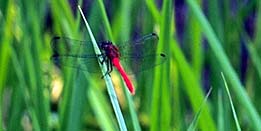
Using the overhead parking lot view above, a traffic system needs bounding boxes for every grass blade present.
[245,40,261,79]
[122,84,141,131]
[186,0,203,79]
[87,82,116,131]
[186,0,261,129]
[96,1,141,130]
[0,0,14,128]
[145,0,160,23]
[50,1,82,130]
[171,27,216,131]
[78,6,127,131]
[151,0,172,130]
[254,0,261,46]
[187,87,213,131]
[217,89,224,131]
[221,73,241,131]
[97,0,114,41]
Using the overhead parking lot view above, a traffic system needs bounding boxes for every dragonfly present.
[51,33,167,95]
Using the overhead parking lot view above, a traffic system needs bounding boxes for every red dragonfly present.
[51,33,167,95]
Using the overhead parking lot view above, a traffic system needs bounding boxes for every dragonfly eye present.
[101,41,112,48]
[100,42,106,48]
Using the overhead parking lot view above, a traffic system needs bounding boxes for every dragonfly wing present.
[117,33,159,56]
[120,53,167,75]
[117,33,166,74]
[51,55,101,73]
[51,37,97,56]
[51,37,101,73]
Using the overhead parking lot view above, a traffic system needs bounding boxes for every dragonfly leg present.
[105,59,112,76]
[108,60,113,74]
[97,54,107,64]
[101,59,112,79]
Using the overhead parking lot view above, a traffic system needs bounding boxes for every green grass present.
[186,0,261,130]
[78,6,127,130]
[187,87,213,131]
[221,73,241,131]
[1,0,261,130]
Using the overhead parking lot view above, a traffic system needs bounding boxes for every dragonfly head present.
[100,41,113,49]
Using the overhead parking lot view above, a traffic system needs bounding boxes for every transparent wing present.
[117,33,159,57]
[51,37,101,73]
[51,33,166,75]
[120,53,167,75]
[117,33,167,74]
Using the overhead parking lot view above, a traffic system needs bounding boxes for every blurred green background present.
[1,0,261,130]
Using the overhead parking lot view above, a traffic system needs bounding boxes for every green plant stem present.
[221,73,241,131]
[187,88,213,131]
[145,0,160,23]
[97,0,114,41]
[217,89,224,131]
[96,1,141,130]
[243,34,261,79]
[186,0,261,130]
[151,0,172,130]
[78,6,127,131]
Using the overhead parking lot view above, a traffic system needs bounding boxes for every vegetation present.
[1,0,261,130]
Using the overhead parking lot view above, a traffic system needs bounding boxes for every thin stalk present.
[145,0,160,23]
[221,73,241,131]
[151,0,172,130]
[87,82,116,131]
[78,6,127,131]
[97,0,114,41]
[187,87,213,131]
[217,89,224,131]
[122,84,141,131]
[96,1,141,130]
[186,0,261,129]
[243,34,261,79]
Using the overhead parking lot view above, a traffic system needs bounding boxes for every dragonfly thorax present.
[100,41,120,59]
